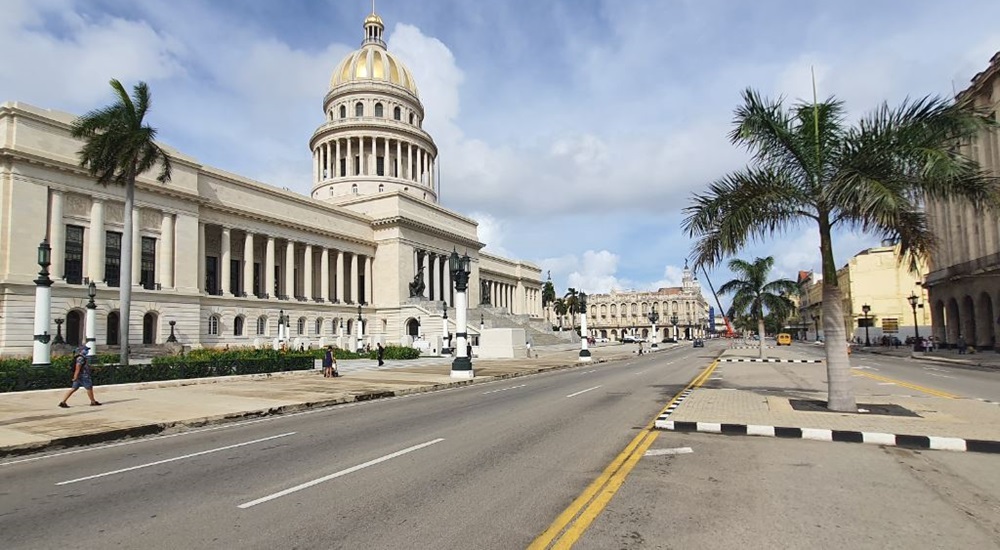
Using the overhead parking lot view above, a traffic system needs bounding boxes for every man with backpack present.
[58,345,101,408]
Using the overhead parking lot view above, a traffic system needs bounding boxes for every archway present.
[610,329,618,340]
[406,318,419,337]
[107,311,119,345]
[641,328,649,339]
[143,312,157,344]
[961,295,977,348]
[66,310,84,346]
[976,292,995,351]
[931,299,947,345]
[946,298,961,347]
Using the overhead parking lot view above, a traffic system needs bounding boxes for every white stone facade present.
[925,51,1000,351]
[0,9,542,357]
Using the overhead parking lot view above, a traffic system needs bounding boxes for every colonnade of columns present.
[199,222,373,305]
[479,278,541,317]
[413,249,453,306]
[313,135,435,187]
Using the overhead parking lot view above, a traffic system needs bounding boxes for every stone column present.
[131,207,141,285]
[409,143,415,181]
[336,250,345,303]
[243,231,254,297]
[304,244,313,300]
[220,226,231,295]
[88,199,105,283]
[347,138,353,176]
[430,255,439,301]
[396,140,402,178]
[284,241,295,299]
[350,252,359,304]
[320,247,330,302]
[335,140,341,177]
[198,221,206,293]
[160,213,175,288]
[265,236,275,298]
[443,263,452,307]
[421,252,430,297]
[365,255,373,305]
[50,190,65,280]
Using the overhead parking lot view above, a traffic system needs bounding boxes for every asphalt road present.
[0,343,714,550]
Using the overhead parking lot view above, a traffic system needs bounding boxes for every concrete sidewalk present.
[856,345,1000,369]
[0,343,650,457]
[655,345,1000,453]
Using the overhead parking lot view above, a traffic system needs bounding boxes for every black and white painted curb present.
[654,420,1000,453]
[655,388,695,423]
[728,345,775,350]
[721,358,823,363]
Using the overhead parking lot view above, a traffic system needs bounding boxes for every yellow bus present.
[776,333,792,346]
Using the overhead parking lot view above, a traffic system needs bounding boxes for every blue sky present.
[3,0,999,304]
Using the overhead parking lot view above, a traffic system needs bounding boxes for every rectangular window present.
[140,237,156,290]
[376,156,385,176]
[340,158,346,177]
[273,264,281,297]
[230,259,241,296]
[354,155,361,175]
[206,256,218,295]
[104,231,122,287]
[253,262,262,297]
[64,225,84,284]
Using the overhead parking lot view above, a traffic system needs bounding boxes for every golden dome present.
[364,13,383,26]
[330,45,419,96]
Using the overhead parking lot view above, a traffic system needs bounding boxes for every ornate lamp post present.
[670,313,678,342]
[441,301,450,354]
[908,292,922,351]
[647,307,659,349]
[85,281,98,357]
[480,313,484,332]
[811,313,820,341]
[861,303,871,347]
[53,318,65,345]
[357,304,364,351]
[32,239,53,366]
[449,249,473,378]
[578,292,591,362]
[277,309,286,343]
[167,320,178,343]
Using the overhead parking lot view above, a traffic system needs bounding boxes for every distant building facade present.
[925,51,1000,351]
[584,263,710,341]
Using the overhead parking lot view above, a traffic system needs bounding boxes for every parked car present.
[693,339,705,348]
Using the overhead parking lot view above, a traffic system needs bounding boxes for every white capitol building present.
[0,9,544,356]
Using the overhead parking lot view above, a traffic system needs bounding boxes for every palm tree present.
[718,257,796,358]
[684,87,999,411]
[72,80,172,366]
[563,288,580,330]
[553,298,568,331]
[542,279,556,325]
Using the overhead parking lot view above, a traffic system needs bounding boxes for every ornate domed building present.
[0,7,544,357]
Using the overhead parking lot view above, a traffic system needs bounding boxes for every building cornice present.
[372,215,482,249]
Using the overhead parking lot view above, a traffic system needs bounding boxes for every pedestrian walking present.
[58,345,101,408]
[323,346,335,378]
[957,335,967,354]
[376,343,385,366]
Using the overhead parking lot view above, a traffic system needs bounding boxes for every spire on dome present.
[363,1,385,47]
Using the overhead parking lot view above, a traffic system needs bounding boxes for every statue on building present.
[409,265,426,298]
[480,280,491,305]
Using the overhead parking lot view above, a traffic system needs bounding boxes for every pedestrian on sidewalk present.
[377,343,385,366]
[58,345,101,408]
[323,346,335,378]
[957,335,967,354]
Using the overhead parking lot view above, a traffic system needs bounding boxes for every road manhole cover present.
[789,399,921,417]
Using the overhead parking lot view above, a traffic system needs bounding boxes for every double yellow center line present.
[528,360,719,549]
[852,369,959,399]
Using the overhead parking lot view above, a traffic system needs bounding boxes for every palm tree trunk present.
[757,318,766,359]
[119,179,135,366]
[819,219,855,412]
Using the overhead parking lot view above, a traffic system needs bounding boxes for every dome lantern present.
[363,1,385,47]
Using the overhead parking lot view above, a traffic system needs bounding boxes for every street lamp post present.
[85,281,98,358]
[278,309,286,344]
[647,309,659,349]
[908,292,922,351]
[812,314,820,341]
[861,303,871,347]
[670,314,678,342]
[449,250,473,378]
[167,320,178,343]
[32,239,53,367]
[357,304,364,351]
[579,292,591,362]
[441,301,450,354]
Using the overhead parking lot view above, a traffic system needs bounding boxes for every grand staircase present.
[469,306,579,347]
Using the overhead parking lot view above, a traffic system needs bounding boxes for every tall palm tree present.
[72,80,172,366]
[563,288,580,330]
[684,87,999,411]
[553,298,568,331]
[718,257,796,358]
[542,279,556,325]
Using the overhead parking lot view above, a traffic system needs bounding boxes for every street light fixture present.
[32,239,53,366]
[578,291,591,362]
[449,249,473,378]
[907,292,922,351]
[647,307,659,349]
[812,313,820,341]
[357,304,364,351]
[670,313,678,342]
[861,303,871,347]
[85,280,98,357]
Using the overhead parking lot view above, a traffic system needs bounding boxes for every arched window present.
[352,184,359,194]
[339,105,346,118]
[393,106,401,120]
[374,103,383,117]
[355,102,364,117]
[257,316,267,335]
[610,304,617,317]
[208,315,220,336]
[378,184,384,192]
[297,317,306,335]
[315,318,323,335]
[234,315,244,336]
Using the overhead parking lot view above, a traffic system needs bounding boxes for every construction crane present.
[700,265,735,337]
